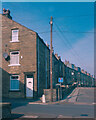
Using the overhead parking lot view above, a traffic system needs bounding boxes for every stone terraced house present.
[1,9,64,99]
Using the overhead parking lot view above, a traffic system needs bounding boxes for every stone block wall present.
[44,85,76,103]
[44,89,57,102]
[2,15,37,98]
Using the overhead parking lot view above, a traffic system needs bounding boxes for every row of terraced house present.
[1,9,95,99]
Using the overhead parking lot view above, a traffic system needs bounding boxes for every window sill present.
[9,41,20,43]
[9,90,21,92]
[8,64,21,66]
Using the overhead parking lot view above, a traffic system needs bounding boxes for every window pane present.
[12,30,18,33]
[10,52,19,65]
[12,29,19,41]
[27,75,33,78]
[10,80,19,90]
[11,76,18,79]
[12,36,18,41]
[11,52,19,54]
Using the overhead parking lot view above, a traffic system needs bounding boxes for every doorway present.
[26,75,33,98]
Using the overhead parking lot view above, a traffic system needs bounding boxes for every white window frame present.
[9,51,20,66]
[11,29,19,42]
[10,75,19,91]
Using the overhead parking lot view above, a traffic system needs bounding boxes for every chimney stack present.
[55,53,58,57]
[3,8,12,19]
[65,60,69,65]
[55,53,60,60]
[58,56,61,60]
[46,43,49,48]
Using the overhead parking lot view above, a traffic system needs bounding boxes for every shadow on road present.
[62,86,77,100]
[2,97,41,109]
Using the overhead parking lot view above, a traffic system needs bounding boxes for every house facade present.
[1,9,65,99]
[2,9,50,98]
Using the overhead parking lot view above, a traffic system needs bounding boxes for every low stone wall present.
[0,102,11,119]
[44,89,57,102]
[44,85,76,102]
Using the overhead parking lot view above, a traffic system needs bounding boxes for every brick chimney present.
[3,8,12,19]
[55,53,58,59]
[65,60,69,65]
[58,56,61,60]
[46,43,49,48]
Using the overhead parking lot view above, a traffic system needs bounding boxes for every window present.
[10,51,19,65]
[10,75,19,90]
[12,29,19,42]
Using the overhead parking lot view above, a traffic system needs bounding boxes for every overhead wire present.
[54,14,94,19]
[38,30,94,34]
[54,21,89,71]
[53,28,77,60]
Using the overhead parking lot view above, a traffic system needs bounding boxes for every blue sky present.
[2,2,94,75]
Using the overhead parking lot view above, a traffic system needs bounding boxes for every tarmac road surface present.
[10,87,95,119]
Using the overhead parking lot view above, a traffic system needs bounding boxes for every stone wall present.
[44,85,76,103]
[44,89,57,102]
[2,15,37,98]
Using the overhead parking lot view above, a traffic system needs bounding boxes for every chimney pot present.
[2,8,12,19]
[3,8,5,11]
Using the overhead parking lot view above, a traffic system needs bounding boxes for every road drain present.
[80,114,88,116]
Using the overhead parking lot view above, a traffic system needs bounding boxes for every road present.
[12,102,94,119]
[10,87,95,119]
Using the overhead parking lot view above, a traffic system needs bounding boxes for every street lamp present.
[71,72,74,83]
[71,72,74,76]
[50,16,53,102]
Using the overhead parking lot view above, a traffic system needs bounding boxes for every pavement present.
[62,87,94,105]
[77,87,94,103]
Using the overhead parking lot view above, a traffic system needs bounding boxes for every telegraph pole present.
[63,63,64,83]
[94,75,95,87]
[50,16,53,102]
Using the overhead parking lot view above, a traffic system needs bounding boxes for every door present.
[26,75,33,98]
